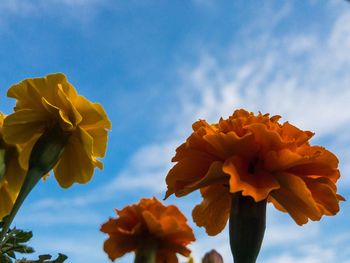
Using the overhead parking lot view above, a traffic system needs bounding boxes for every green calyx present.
[134,239,157,263]
[0,124,70,243]
[229,192,267,263]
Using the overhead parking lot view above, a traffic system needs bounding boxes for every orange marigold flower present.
[2,73,111,188]
[0,113,26,220]
[100,197,195,263]
[165,109,344,235]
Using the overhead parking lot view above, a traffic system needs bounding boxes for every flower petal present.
[192,184,231,236]
[3,109,47,144]
[103,234,138,261]
[203,132,258,160]
[165,149,216,198]
[74,95,111,129]
[270,173,321,225]
[53,133,97,188]
[0,183,13,219]
[4,147,25,195]
[303,177,340,215]
[223,156,280,202]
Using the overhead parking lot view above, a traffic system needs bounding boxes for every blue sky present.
[1,0,350,262]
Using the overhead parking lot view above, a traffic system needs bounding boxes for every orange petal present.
[165,150,215,198]
[176,161,228,197]
[288,146,339,182]
[143,210,163,236]
[246,123,290,151]
[192,184,231,236]
[223,156,280,202]
[280,122,314,145]
[203,131,258,160]
[303,177,340,215]
[270,173,321,225]
[156,250,178,263]
[103,234,138,261]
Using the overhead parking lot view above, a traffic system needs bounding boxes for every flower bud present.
[202,250,224,263]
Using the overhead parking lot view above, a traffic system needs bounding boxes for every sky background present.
[1,0,350,262]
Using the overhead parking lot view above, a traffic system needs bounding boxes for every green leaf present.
[1,254,12,263]
[11,230,33,243]
[7,250,16,259]
[56,253,68,263]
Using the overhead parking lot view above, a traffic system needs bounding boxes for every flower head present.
[0,113,26,220]
[2,73,111,188]
[100,197,195,263]
[165,109,344,235]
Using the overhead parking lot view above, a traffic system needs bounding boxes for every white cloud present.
[105,141,179,194]
[16,207,102,226]
[30,235,106,263]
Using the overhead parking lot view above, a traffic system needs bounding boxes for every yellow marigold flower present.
[100,197,195,263]
[2,73,111,188]
[165,109,344,235]
[0,113,26,220]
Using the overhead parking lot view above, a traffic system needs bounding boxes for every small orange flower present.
[165,109,344,235]
[100,197,195,263]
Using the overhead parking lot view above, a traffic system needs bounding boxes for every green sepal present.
[229,192,266,263]
[0,124,70,242]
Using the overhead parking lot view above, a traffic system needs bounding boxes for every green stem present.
[229,192,267,263]
[134,241,157,263]
[0,168,42,242]
[0,124,69,243]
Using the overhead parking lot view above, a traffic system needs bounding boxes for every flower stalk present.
[0,124,69,242]
[134,240,157,263]
[229,192,266,263]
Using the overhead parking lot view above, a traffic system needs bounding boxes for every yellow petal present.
[18,135,41,170]
[74,95,111,129]
[53,133,97,188]
[3,110,47,144]
[3,147,26,195]
[0,183,13,219]
[7,80,44,111]
[41,98,74,131]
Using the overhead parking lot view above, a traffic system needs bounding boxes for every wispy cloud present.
[178,10,350,137]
